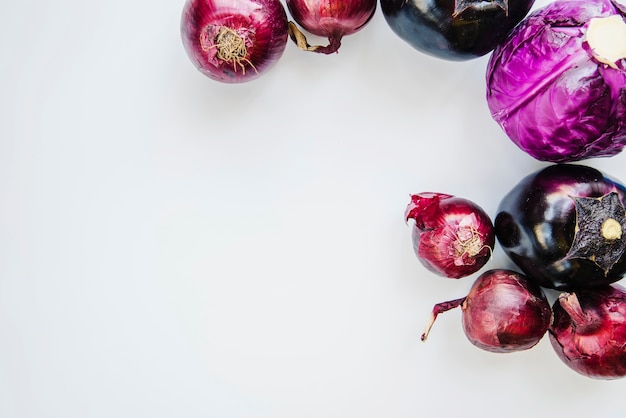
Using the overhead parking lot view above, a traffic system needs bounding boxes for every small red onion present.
[405,192,495,279]
[549,285,626,380]
[286,0,377,54]
[422,269,552,353]
[181,0,289,83]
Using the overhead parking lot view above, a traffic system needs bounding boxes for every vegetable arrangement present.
[179,0,626,380]
[410,164,626,380]
[180,0,378,82]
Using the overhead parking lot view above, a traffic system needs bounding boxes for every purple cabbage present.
[486,0,626,163]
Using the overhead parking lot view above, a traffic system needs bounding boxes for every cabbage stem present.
[585,15,626,68]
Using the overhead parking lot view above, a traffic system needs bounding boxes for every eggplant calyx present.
[453,0,508,17]
[566,192,626,274]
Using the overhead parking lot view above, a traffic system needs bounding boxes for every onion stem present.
[213,27,257,74]
[421,297,466,342]
[287,21,342,54]
[454,225,491,259]
[558,292,594,331]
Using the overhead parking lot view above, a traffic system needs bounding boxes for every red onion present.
[549,284,626,379]
[181,0,289,83]
[405,192,495,279]
[422,269,552,353]
[286,0,377,54]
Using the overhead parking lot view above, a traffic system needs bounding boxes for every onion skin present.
[380,0,535,61]
[486,0,626,162]
[405,193,495,279]
[286,0,377,54]
[422,269,552,353]
[549,285,626,380]
[181,0,288,83]
[495,164,626,290]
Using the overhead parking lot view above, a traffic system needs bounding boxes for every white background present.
[3,0,626,417]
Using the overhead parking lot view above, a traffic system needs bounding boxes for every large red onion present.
[422,269,552,353]
[405,192,495,279]
[549,284,626,379]
[286,0,377,54]
[181,0,289,83]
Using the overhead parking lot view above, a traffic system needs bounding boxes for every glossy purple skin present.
[405,192,495,279]
[287,0,376,37]
[181,0,288,83]
[462,270,552,353]
[495,164,626,290]
[550,284,626,379]
[381,0,535,61]
[486,0,626,162]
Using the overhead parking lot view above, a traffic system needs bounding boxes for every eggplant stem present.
[601,218,622,240]
[287,21,342,54]
[421,297,466,342]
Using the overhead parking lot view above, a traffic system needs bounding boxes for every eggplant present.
[495,164,626,290]
[379,0,535,61]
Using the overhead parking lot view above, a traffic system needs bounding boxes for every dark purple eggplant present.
[495,164,626,290]
[379,0,535,61]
